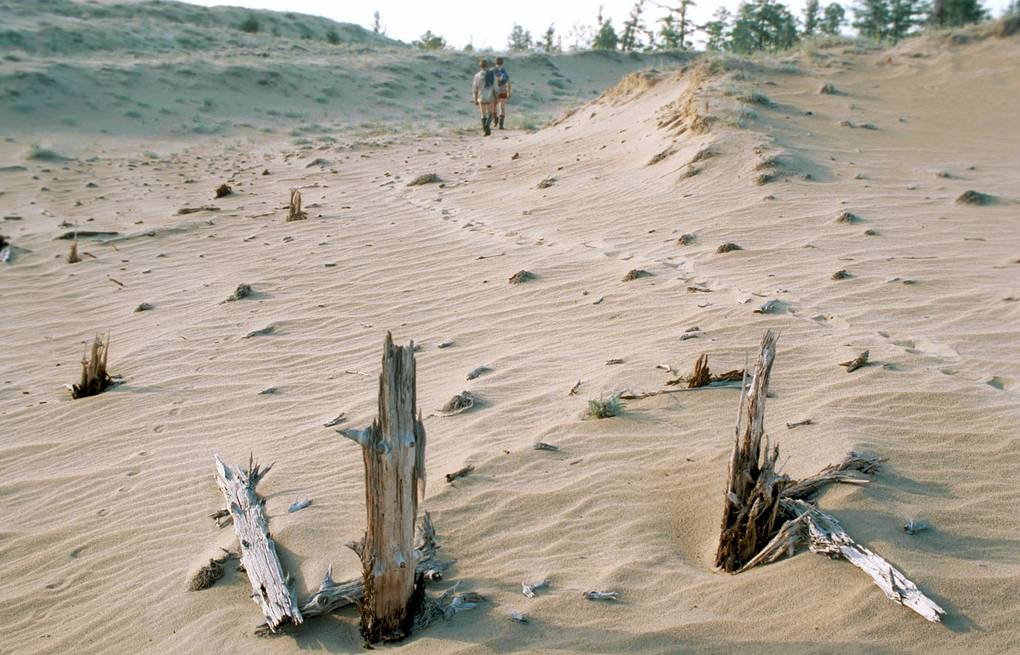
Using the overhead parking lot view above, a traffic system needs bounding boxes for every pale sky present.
[183,0,1014,50]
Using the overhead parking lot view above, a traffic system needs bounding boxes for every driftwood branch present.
[785,499,946,623]
[213,455,302,632]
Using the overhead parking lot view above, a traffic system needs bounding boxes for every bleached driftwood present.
[213,455,303,632]
[786,499,946,623]
[781,452,881,500]
[341,333,428,643]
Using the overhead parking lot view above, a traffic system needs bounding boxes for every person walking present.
[472,59,498,136]
[492,57,512,130]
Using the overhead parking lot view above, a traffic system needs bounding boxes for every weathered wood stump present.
[70,333,114,399]
[712,330,946,622]
[341,333,427,643]
[213,455,302,632]
[715,329,786,572]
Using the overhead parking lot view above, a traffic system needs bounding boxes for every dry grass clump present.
[286,189,307,222]
[188,550,236,592]
[832,269,851,280]
[67,240,81,263]
[738,92,773,107]
[407,173,441,186]
[678,233,696,246]
[536,177,557,189]
[818,82,837,94]
[224,283,252,302]
[71,334,113,399]
[716,242,743,253]
[215,183,232,198]
[836,210,859,223]
[647,146,676,166]
[657,64,713,135]
[585,394,622,419]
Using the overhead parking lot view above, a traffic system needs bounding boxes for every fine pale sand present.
[1,9,1019,655]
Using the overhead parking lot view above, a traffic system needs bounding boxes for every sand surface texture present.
[1,9,1019,655]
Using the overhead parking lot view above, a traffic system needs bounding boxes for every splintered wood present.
[715,329,786,573]
[287,189,307,222]
[712,330,946,623]
[341,333,427,643]
[71,333,113,399]
[213,455,302,632]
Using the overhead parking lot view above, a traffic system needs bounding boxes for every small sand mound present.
[407,173,441,186]
[956,190,995,205]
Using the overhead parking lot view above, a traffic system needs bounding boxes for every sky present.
[183,0,1015,50]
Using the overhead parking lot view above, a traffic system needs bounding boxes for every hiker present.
[493,57,512,130]
[472,59,498,136]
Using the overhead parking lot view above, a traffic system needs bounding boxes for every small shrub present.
[239,14,260,34]
[325,27,340,44]
[586,394,622,419]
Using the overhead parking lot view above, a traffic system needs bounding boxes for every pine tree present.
[542,24,560,52]
[804,0,821,34]
[593,18,620,49]
[620,0,647,50]
[659,14,681,48]
[821,2,847,33]
[508,23,533,51]
[929,0,988,26]
[412,30,446,50]
[888,0,924,39]
[703,7,732,50]
[853,0,891,39]
[730,0,800,53]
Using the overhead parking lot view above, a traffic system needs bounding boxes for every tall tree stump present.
[342,333,427,643]
[715,329,787,572]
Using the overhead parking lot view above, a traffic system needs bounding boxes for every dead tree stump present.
[213,455,302,631]
[287,189,307,222]
[342,333,427,644]
[71,333,114,399]
[715,329,787,572]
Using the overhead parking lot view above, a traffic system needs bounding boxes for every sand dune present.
[1,6,1019,655]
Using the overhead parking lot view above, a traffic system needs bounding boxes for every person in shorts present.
[492,57,512,130]
[472,59,497,136]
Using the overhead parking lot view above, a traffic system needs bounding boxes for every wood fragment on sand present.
[508,270,534,285]
[583,591,619,601]
[67,240,81,264]
[840,350,869,372]
[445,465,474,483]
[213,455,302,631]
[622,269,651,282]
[716,242,743,253]
[438,391,475,416]
[533,442,559,451]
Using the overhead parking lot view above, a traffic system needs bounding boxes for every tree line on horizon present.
[409,0,1009,55]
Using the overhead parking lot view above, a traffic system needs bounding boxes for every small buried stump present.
[287,189,307,222]
[622,269,651,282]
[67,240,81,264]
[955,190,994,205]
[677,233,696,246]
[188,549,237,591]
[407,173,441,186]
[215,183,233,199]
[836,210,859,224]
[716,242,743,254]
[832,269,851,280]
[70,333,114,399]
[508,270,534,285]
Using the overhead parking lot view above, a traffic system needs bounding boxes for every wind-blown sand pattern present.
[1,3,1019,653]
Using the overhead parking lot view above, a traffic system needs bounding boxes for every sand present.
[1,5,1019,654]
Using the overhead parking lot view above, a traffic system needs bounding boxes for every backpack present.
[483,69,495,88]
